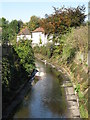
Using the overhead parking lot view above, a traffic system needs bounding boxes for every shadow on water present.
[12,59,68,118]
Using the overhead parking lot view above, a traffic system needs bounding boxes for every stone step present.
[67,100,80,118]
[68,101,78,108]
[67,94,77,101]
[72,108,80,117]
[65,87,75,95]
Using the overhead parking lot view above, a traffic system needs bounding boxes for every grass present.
[79,101,88,118]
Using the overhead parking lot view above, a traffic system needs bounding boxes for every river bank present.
[33,26,88,118]
[2,41,35,119]
[35,53,87,118]
[2,70,37,119]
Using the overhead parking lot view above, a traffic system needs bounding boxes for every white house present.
[31,27,48,46]
[17,27,52,46]
[17,27,31,42]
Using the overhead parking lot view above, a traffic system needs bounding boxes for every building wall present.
[17,32,49,46]
[32,32,48,46]
[17,35,31,42]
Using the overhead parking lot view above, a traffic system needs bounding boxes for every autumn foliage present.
[40,6,86,37]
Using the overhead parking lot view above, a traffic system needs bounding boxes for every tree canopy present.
[1,17,23,44]
[28,15,40,31]
[40,5,86,43]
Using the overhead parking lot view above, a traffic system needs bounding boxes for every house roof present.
[18,27,30,35]
[32,27,44,33]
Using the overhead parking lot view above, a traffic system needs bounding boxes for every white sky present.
[0,1,88,22]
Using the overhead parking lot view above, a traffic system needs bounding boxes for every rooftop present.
[32,27,44,33]
[18,27,30,35]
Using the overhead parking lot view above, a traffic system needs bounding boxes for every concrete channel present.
[37,58,80,118]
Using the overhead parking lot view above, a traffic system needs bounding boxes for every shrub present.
[47,49,51,58]
[14,39,35,74]
[67,48,76,64]
[33,45,40,53]
[40,46,47,56]
[2,57,10,90]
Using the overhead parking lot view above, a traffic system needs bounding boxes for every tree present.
[67,5,86,27]
[17,20,23,32]
[1,17,9,44]
[40,6,86,43]
[8,20,23,40]
[28,15,40,31]
[8,20,18,41]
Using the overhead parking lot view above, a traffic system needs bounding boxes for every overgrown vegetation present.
[2,42,35,111]
[14,39,35,74]
[1,17,35,112]
[34,26,88,118]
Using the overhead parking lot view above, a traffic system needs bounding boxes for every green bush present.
[53,45,63,55]
[67,48,76,64]
[46,43,54,58]
[40,46,47,56]
[2,58,11,90]
[47,49,51,58]
[33,45,40,53]
[14,39,35,74]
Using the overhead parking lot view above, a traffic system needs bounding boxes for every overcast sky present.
[0,1,88,23]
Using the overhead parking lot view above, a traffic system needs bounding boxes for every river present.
[13,59,70,118]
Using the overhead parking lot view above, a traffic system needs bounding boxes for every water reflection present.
[13,60,67,118]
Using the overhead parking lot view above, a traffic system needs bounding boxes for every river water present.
[13,60,69,118]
